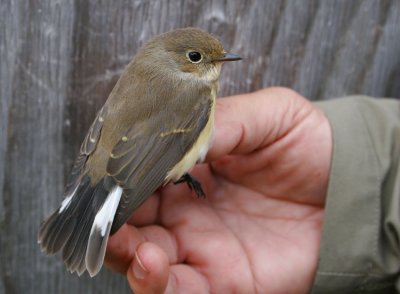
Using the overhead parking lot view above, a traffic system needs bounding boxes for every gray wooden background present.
[1,0,400,293]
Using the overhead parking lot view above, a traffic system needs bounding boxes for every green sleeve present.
[311,96,400,294]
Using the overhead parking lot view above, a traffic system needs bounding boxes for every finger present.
[105,224,145,274]
[207,87,308,161]
[139,225,179,264]
[127,243,209,294]
[127,242,169,294]
[126,191,161,227]
[165,264,209,294]
[106,223,181,274]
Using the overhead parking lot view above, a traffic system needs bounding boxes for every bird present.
[38,27,241,277]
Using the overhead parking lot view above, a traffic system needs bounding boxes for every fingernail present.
[133,251,149,279]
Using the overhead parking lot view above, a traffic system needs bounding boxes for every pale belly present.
[164,103,215,183]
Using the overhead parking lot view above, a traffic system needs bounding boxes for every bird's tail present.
[38,175,122,277]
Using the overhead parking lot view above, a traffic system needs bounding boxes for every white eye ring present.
[187,51,203,63]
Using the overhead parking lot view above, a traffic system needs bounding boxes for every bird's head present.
[137,28,241,82]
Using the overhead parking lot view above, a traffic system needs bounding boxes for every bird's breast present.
[164,95,215,183]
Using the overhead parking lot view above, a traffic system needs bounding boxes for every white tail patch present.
[85,185,122,277]
[59,185,79,213]
[92,186,122,236]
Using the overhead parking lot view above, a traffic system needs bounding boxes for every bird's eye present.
[187,51,202,63]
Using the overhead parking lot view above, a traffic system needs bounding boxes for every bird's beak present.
[214,53,242,62]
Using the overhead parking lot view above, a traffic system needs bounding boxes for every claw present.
[174,173,205,198]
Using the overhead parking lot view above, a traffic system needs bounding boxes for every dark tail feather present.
[38,176,110,275]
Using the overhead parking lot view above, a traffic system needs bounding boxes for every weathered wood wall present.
[1,0,400,293]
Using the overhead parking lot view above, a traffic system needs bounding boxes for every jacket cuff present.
[311,97,398,293]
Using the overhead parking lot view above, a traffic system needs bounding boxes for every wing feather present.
[108,92,212,233]
[81,107,106,155]
[64,106,107,195]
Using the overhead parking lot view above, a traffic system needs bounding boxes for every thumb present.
[206,87,308,161]
[127,242,169,294]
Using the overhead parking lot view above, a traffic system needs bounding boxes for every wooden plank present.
[0,1,129,293]
[1,0,400,293]
[362,0,400,98]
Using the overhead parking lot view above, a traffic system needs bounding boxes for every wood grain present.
[1,0,400,293]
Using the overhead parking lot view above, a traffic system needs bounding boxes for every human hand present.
[105,87,332,294]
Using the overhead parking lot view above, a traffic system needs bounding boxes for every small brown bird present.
[38,27,241,277]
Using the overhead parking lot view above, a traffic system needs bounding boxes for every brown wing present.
[108,90,212,233]
[64,106,106,195]
[81,107,107,155]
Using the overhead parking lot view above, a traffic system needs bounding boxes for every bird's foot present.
[174,173,205,198]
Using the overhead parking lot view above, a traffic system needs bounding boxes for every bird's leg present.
[174,173,205,198]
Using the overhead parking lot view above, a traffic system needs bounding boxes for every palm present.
[160,162,323,293]
[105,88,331,294]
